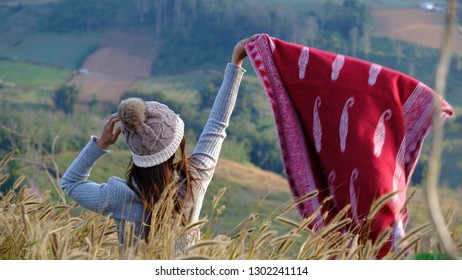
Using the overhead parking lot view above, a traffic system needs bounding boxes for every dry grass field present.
[3,146,461,259]
[0,155,437,260]
[373,8,462,54]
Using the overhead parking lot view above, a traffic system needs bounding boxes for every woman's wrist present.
[94,137,107,150]
[231,35,257,67]
[231,56,244,67]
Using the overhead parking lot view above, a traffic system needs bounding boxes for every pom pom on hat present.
[118,98,146,129]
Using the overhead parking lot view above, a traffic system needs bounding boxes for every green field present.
[0,60,72,87]
[0,32,101,69]
[136,73,206,97]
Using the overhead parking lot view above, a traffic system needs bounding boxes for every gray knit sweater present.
[60,63,245,252]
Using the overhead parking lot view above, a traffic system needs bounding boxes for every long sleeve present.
[60,136,112,215]
[190,63,245,189]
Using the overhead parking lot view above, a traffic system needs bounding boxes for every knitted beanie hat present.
[117,98,184,168]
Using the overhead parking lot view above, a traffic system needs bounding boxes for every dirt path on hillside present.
[70,31,162,103]
[373,8,462,54]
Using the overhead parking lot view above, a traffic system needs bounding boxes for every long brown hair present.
[125,136,199,236]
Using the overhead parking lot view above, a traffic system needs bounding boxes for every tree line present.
[37,0,372,72]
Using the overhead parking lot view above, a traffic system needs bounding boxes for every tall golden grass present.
[1,151,459,260]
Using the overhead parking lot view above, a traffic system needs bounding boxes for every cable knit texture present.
[118,98,185,167]
[60,63,245,255]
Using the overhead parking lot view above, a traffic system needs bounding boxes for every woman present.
[60,35,256,254]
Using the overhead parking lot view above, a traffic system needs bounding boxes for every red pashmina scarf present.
[245,33,454,258]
